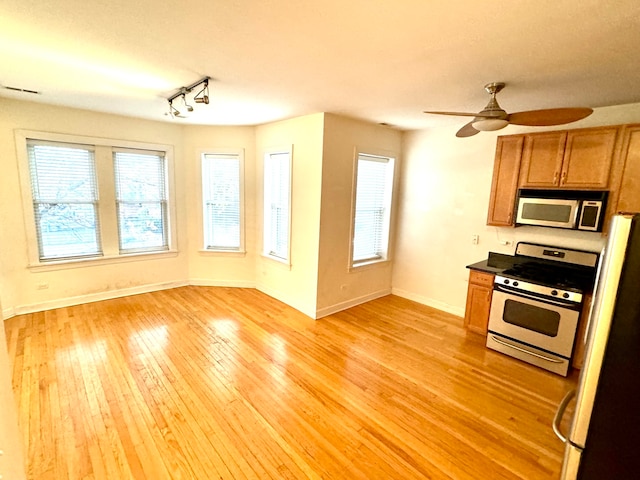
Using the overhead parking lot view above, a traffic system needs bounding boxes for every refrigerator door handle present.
[553,389,576,443]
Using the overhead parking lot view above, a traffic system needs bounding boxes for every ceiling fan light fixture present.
[472,118,509,131]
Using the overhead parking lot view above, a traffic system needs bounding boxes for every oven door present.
[488,285,580,358]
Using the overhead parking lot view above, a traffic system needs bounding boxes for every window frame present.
[113,147,170,255]
[199,148,245,254]
[15,130,177,270]
[349,149,396,269]
[262,146,293,265]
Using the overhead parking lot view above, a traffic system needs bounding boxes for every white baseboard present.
[3,281,462,322]
[315,288,392,319]
[391,287,465,318]
[255,284,317,319]
[189,278,256,288]
[11,280,189,316]
[2,307,16,321]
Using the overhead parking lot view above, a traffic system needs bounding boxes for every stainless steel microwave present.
[515,190,607,231]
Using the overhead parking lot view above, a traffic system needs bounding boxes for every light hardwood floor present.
[5,287,577,479]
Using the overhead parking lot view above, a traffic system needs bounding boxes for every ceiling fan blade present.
[424,110,480,118]
[456,121,480,138]
[508,108,593,126]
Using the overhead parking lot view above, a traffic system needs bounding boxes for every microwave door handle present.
[553,389,577,443]
[494,285,576,308]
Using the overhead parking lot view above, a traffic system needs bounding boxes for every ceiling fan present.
[424,82,593,138]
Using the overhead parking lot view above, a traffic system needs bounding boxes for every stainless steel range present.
[487,242,599,376]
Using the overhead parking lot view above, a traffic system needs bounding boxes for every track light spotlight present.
[168,99,181,118]
[166,76,211,119]
[181,93,194,112]
[194,79,210,104]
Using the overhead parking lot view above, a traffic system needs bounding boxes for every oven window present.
[503,299,560,337]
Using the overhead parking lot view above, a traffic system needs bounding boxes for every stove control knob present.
[563,292,570,299]
[512,281,519,287]
[551,290,558,296]
[503,279,510,285]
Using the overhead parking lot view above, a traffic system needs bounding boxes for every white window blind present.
[263,151,291,261]
[352,153,394,265]
[202,153,242,250]
[113,149,168,253]
[27,140,101,261]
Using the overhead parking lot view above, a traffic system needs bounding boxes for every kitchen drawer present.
[469,270,494,287]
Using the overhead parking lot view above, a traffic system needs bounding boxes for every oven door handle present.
[494,284,576,308]
[489,335,564,363]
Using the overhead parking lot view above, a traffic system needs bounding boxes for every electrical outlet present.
[472,234,479,245]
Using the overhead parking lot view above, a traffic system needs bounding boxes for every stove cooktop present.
[485,243,599,293]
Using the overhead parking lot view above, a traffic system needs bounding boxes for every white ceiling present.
[2,0,640,131]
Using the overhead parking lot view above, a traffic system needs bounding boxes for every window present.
[351,152,395,266]
[263,149,292,262]
[201,151,243,251]
[17,131,175,267]
[27,140,101,261]
[114,149,168,253]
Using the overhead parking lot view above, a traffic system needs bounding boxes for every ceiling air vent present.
[2,85,41,95]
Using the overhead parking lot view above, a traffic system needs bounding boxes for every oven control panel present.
[495,275,583,304]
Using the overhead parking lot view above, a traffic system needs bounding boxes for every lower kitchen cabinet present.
[464,270,494,335]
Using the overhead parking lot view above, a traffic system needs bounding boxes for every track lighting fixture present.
[166,76,210,118]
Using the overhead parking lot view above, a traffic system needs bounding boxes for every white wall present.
[316,114,402,317]
[183,125,257,287]
[0,296,27,480]
[392,103,640,317]
[0,98,189,317]
[255,113,325,317]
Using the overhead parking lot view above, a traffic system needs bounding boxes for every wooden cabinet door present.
[561,127,618,188]
[464,271,494,336]
[612,125,640,213]
[519,132,567,187]
[487,135,524,226]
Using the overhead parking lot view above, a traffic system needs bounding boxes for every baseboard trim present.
[315,288,392,319]
[189,279,256,288]
[2,307,16,321]
[3,282,461,321]
[255,284,317,319]
[11,280,189,316]
[391,287,464,318]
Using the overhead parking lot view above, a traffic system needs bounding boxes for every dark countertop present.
[466,252,517,275]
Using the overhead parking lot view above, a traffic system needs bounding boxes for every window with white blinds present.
[351,152,395,266]
[113,149,168,253]
[201,152,243,251]
[27,140,102,261]
[263,150,292,262]
[19,131,175,267]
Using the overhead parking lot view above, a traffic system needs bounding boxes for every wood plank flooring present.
[5,287,577,479]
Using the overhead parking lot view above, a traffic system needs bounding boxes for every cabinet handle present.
[487,290,491,302]
[553,171,559,184]
[507,212,512,224]
[561,171,567,184]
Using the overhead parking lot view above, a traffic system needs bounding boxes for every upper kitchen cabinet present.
[612,124,640,213]
[487,135,524,226]
[519,127,618,189]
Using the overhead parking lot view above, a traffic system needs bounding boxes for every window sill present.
[260,253,292,269]
[28,250,179,272]
[349,258,391,272]
[198,249,246,257]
